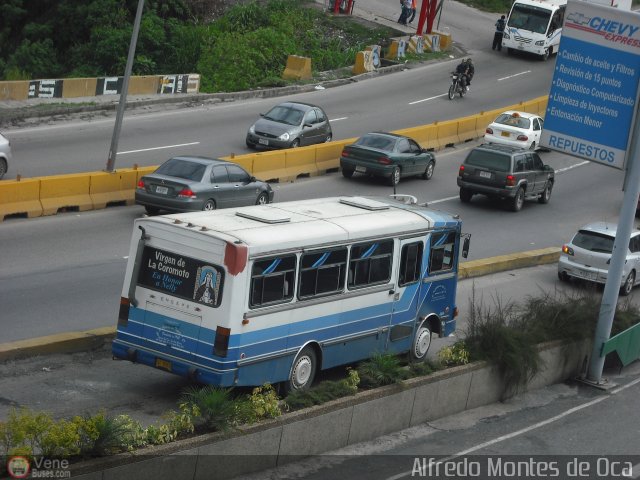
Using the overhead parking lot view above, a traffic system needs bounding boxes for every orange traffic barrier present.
[393,125,438,151]
[90,170,138,209]
[435,120,460,149]
[252,150,289,182]
[315,140,352,173]
[285,146,318,179]
[457,114,480,144]
[39,173,93,216]
[0,178,43,221]
[475,107,505,139]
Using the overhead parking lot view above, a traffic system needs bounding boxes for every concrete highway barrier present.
[0,96,549,222]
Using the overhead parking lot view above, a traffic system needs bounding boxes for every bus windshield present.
[508,4,552,34]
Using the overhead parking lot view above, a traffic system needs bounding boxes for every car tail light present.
[486,128,493,134]
[136,180,145,190]
[517,135,529,141]
[377,156,391,165]
[177,188,196,198]
[506,175,516,186]
[341,150,349,157]
[562,245,574,256]
[214,326,231,357]
[458,165,465,176]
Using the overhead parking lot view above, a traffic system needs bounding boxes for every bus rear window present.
[137,246,224,307]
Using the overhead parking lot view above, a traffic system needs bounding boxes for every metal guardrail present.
[601,322,640,367]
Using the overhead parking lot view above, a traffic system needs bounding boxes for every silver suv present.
[0,132,12,179]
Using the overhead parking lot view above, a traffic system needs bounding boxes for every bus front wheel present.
[409,321,432,362]
[286,346,317,392]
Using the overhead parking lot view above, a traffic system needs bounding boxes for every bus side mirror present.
[462,236,470,258]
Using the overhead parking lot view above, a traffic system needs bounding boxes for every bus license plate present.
[155,358,172,371]
[259,138,269,146]
[156,186,169,195]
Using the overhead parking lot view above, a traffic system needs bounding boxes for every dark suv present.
[457,144,555,212]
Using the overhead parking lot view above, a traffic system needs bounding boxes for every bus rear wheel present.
[285,346,317,392]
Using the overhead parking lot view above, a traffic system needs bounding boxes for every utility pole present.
[105,0,145,173]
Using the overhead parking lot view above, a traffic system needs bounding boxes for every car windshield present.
[495,114,530,129]
[263,105,304,126]
[355,135,395,152]
[572,230,615,254]
[465,150,511,172]
[155,158,206,182]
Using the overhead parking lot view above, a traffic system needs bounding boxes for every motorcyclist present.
[455,58,474,91]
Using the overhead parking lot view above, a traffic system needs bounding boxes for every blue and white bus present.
[113,196,470,391]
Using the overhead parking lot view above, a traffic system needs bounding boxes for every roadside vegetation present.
[1,287,637,474]
[0,0,443,93]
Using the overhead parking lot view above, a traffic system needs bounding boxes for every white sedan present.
[484,111,544,151]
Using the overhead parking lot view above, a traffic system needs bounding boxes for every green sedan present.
[340,132,436,186]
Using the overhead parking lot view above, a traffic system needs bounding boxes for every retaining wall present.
[67,339,591,480]
[0,97,548,222]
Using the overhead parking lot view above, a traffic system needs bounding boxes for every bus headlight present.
[503,32,510,39]
[535,40,544,46]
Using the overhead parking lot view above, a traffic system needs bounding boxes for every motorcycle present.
[448,73,466,100]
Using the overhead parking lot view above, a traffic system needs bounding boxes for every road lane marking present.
[428,196,459,205]
[409,94,449,105]
[331,117,348,121]
[119,142,200,155]
[498,70,532,81]
[556,160,590,173]
[386,375,640,480]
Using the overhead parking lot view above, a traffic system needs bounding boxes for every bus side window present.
[399,242,424,286]
[299,248,348,298]
[250,255,296,308]
[429,232,456,273]
[348,240,393,289]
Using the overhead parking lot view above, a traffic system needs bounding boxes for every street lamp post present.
[105,0,145,173]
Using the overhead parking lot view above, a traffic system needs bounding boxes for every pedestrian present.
[409,0,417,24]
[398,0,411,25]
[493,14,506,50]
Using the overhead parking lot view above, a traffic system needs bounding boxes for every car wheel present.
[459,188,473,203]
[144,206,160,215]
[422,160,435,180]
[255,192,268,205]
[290,139,300,148]
[510,187,525,212]
[202,199,216,211]
[541,48,550,61]
[409,321,432,362]
[284,346,317,393]
[529,141,536,151]
[538,182,552,204]
[621,271,635,296]
[342,168,354,178]
[388,167,400,186]
[325,133,332,143]
[0,158,7,179]
[558,271,570,282]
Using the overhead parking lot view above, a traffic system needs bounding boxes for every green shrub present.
[437,341,470,366]
[181,385,238,431]
[357,353,408,388]
[246,384,282,421]
[408,360,441,377]
[284,368,360,411]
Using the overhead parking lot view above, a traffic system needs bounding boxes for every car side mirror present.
[304,123,313,128]
[544,165,553,171]
[259,113,265,117]
[249,176,256,182]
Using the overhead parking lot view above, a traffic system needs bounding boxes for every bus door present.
[387,237,425,354]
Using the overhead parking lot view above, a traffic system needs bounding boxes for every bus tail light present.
[118,297,130,326]
[506,175,516,186]
[453,307,459,318]
[214,326,231,357]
